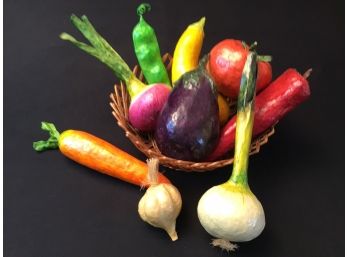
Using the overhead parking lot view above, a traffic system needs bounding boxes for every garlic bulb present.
[138,159,182,241]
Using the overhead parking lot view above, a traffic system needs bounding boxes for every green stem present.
[229,51,258,186]
[249,41,257,50]
[60,14,146,99]
[33,122,61,152]
[257,55,272,62]
[242,41,272,62]
[137,3,151,17]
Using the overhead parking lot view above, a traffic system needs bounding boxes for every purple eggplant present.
[155,60,220,161]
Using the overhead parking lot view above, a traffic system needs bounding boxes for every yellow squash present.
[171,17,205,84]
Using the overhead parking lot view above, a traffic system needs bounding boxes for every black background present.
[4,0,344,256]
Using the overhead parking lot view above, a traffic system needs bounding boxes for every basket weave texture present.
[110,54,275,172]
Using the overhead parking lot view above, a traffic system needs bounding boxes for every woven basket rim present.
[109,53,275,172]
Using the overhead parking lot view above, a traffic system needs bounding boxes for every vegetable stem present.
[33,122,61,152]
[303,68,313,79]
[197,17,206,28]
[229,52,257,186]
[137,3,151,17]
[146,158,159,185]
[257,55,272,62]
[249,41,257,50]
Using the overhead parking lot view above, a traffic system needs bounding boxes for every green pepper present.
[132,3,171,86]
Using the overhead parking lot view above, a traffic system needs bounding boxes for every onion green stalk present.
[197,51,265,251]
[60,15,172,132]
[60,15,143,98]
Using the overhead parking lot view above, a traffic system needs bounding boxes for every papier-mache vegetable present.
[198,51,265,251]
[60,14,171,132]
[32,2,312,250]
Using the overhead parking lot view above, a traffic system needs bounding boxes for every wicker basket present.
[110,54,275,172]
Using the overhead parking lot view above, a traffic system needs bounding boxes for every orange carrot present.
[33,122,171,186]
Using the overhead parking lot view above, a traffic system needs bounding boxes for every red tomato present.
[257,61,272,92]
[208,39,272,99]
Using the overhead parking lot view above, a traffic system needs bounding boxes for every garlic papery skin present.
[138,183,182,241]
[138,158,182,241]
[197,182,265,243]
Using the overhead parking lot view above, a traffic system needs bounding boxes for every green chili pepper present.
[132,3,171,86]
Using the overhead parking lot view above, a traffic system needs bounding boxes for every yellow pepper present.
[171,17,205,84]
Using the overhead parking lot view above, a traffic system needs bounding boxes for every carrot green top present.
[33,122,61,151]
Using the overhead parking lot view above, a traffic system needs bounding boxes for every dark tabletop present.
[4,0,344,256]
